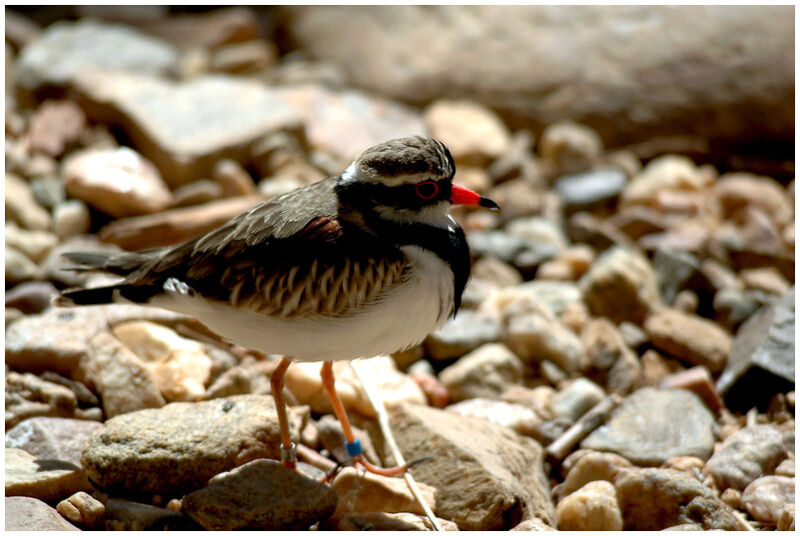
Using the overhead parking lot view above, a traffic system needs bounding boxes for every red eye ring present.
[415,180,439,200]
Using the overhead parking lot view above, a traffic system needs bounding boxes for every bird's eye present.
[415,181,439,200]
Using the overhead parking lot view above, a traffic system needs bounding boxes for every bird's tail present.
[55,250,156,307]
[55,285,120,307]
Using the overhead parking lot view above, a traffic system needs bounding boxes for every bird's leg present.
[320,361,408,477]
[271,357,296,470]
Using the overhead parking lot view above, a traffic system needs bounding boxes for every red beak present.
[450,183,499,210]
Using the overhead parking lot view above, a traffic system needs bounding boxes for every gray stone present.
[705,424,788,491]
[567,211,636,253]
[505,216,568,251]
[439,343,523,402]
[424,309,501,360]
[446,398,542,437]
[550,378,606,421]
[81,394,305,493]
[183,459,338,530]
[6,417,103,467]
[652,246,712,306]
[717,287,794,411]
[31,175,66,210]
[495,280,583,318]
[554,167,626,213]
[505,309,584,373]
[582,388,715,465]
[713,287,773,331]
[581,318,642,394]
[385,402,554,530]
[16,19,177,94]
[5,281,58,315]
[614,468,739,530]
[6,371,79,429]
[104,499,186,531]
[72,71,302,187]
[5,447,91,503]
[278,6,793,147]
[5,496,79,531]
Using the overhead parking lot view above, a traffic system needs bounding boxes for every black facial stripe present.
[337,180,452,210]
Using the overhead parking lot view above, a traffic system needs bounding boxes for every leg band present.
[345,439,363,457]
[280,442,297,463]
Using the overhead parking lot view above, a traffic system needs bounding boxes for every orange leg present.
[271,357,296,470]
[320,361,408,477]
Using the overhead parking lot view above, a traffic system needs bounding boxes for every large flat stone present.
[6,496,80,531]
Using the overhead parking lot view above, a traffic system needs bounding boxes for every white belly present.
[150,246,454,361]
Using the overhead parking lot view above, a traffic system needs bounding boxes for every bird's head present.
[335,136,498,227]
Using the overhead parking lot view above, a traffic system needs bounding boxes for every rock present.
[717,288,794,411]
[209,40,277,74]
[72,71,301,187]
[5,496,80,531]
[712,287,772,331]
[488,280,583,319]
[510,517,557,531]
[6,223,58,263]
[183,459,337,530]
[778,504,795,531]
[582,387,715,465]
[408,368,449,408]
[385,402,554,530]
[487,177,543,222]
[659,366,723,414]
[212,158,256,196]
[504,308,584,373]
[652,246,713,306]
[5,10,41,50]
[468,230,558,270]
[5,447,90,502]
[539,121,603,177]
[555,451,632,500]
[81,394,304,493]
[5,247,40,285]
[104,498,185,530]
[536,246,595,282]
[715,172,793,226]
[137,7,263,50]
[27,100,86,157]
[424,310,502,360]
[738,205,785,256]
[331,466,436,516]
[741,267,791,296]
[776,457,794,477]
[87,332,166,417]
[5,417,103,467]
[741,475,793,524]
[567,211,636,252]
[471,257,524,288]
[53,200,91,240]
[16,19,177,96]
[423,99,511,165]
[705,424,788,491]
[285,356,425,419]
[579,246,661,325]
[6,371,79,429]
[57,491,105,529]
[580,318,641,394]
[614,468,739,530]
[5,281,57,318]
[330,511,459,531]
[280,6,792,148]
[550,378,606,422]
[272,84,426,161]
[112,321,212,402]
[438,343,523,402]
[63,147,172,217]
[505,216,568,252]
[446,398,542,437]
[556,480,623,531]
[554,168,626,214]
[171,179,224,207]
[6,173,52,231]
[643,308,730,372]
[98,195,264,250]
[500,385,556,421]
[31,175,66,210]
[621,155,712,207]
[720,487,742,509]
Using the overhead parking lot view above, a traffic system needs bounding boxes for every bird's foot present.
[345,440,433,478]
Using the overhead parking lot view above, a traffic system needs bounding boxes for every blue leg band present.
[345,439,363,457]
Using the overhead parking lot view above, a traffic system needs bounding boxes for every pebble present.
[53,200,91,239]
[424,309,502,360]
[331,511,459,531]
[5,447,91,503]
[715,172,793,227]
[567,211,636,252]
[171,179,224,207]
[471,256,524,288]
[468,230,557,269]
[63,147,173,217]
[30,175,66,210]
[582,387,715,465]
[609,205,669,239]
[504,308,584,373]
[331,466,436,516]
[212,158,257,196]
[57,491,105,529]
[614,468,739,530]
[555,451,632,500]
[621,155,711,208]
[539,121,603,177]
[712,287,769,330]
[556,480,623,531]
[5,246,40,285]
[505,216,568,251]
[5,173,52,231]
[5,281,58,315]
[705,424,788,491]
[81,394,305,493]
[720,487,742,509]
[775,457,795,477]
[549,378,605,422]
[741,475,794,524]
[659,366,723,414]
[438,342,523,402]
[579,246,662,325]
[500,385,556,421]
[644,308,731,372]
[137,7,262,50]
[424,99,512,165]
[652,245,710,305]
[554,167,627,214]
[285,356,425,418]
[446,398,542,437]
[104,498,185,530]
[717,288,794,411]
[5,496,80,531]
[387,402,555,530]
[209,40,277,74]
[183,459,338,530]
[112,320,212,402]
[6,371,79,429]
[741,266,791,295]
[580,318,641,394]
[5,223,58,263]
[5,417,103,467]
[27,100,86,157]
[488,280,583,319]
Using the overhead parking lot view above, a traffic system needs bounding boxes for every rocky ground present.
[5,6,795,532]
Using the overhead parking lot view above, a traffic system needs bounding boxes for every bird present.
[57,136,499,476]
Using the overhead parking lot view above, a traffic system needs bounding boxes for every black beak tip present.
[479,196,500,211]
